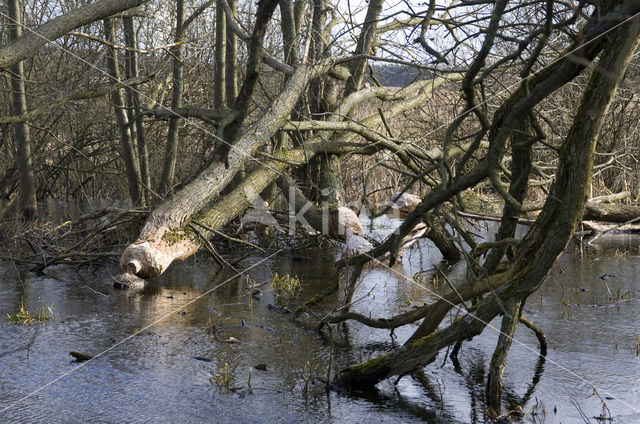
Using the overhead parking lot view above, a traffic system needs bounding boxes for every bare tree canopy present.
[2,0,640,417]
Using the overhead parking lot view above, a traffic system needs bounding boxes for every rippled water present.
[1,225,640,423]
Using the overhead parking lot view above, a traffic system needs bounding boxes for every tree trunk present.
[118,72,457,279]
[279,0,299,67]
[103,17,142,205]
[8,0,37,220]
[486,299,522,414]
[583,202,640,223]
[218,0,280,165]
[483,117,534,273]
[119,59,335,278]
[423,216,461,263]
[343,0,384,96]
[0,0,151,70]
[214,0,227,109]
[225,0,238,105]
[123,15,151,204]
[159,0,185,196]
[318,154,345,205]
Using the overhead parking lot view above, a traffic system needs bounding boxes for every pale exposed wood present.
[580,220,640,233]
[387,192,421,218]
[119,238,199,279]
[589,191,631,204]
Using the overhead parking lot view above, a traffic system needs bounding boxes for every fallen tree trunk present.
[583,202,640,223]
[119,73,460,280]
[580,220,640,234]
[458,196,640,227]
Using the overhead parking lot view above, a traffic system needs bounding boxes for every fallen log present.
[583,201,640,223]
[579,220,640,233]
[458,199,640,229]
[117,74,461,284]
[588,191,631,204]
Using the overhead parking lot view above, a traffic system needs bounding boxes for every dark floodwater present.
[1,225,640,423]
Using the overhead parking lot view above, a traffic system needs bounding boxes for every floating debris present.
[70,351,94,361]
[192,356,213,363]
[291,256,312,262]
[268,304,292,314]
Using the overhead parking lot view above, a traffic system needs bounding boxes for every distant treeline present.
[369,64,434,87]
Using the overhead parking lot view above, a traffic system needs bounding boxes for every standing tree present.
[7,0,36,219]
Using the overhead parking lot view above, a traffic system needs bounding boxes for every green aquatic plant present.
[7,302,55,325]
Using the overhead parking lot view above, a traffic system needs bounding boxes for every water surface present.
[1,228,639,423]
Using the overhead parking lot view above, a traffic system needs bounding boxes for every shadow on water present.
[1,227,640,423]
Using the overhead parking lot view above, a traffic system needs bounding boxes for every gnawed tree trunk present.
[333,13,640,390]
[118,73,457,280]
[8,0,37,220]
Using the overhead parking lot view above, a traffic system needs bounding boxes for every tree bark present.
[279,0,299,67]
[486,299,522,414]
[8,0,37,220]
[225,0,238,105]
[483,117,534,273]
[217,0,281,166]
[214,0,227,109]
[343,0,384,96]
[123,15,151,204]
[583,202,640,223]
[120,59,336,278]
[103,17,142,205]
[159,0,185,196]
[0,0,150,69]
